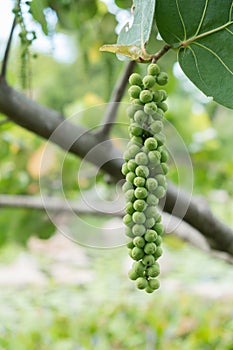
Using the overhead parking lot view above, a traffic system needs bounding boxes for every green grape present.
[144,102,157,116]
[147,63,160,76]
[144,137,158,151]
[132,224,146,236]
[125,202,135,215]
[145,229,157,242]
[128,269,139,280]
[126,171,136,183]
[144,242,157,255]
[122,181,133,193]
[142,255,155,266]
[146,178,158,192]
[156,72,168,86]
[139,90,153,104]
[148,278,160,290]
[147,194,159,206]
[133,236,145,248]
[134,187,148,199]
[129,73,143,86]
[135,152,148,166]
[132,261,145,276]
[133,176,146,187]
[133,199,147,212]
[132,211,146,225]
[143,75,156,89]
[144,217,155,229]
[131,247,144,260]
[135,165,149,178]
[136,277,148,289]
[128,85,142,99]
[146,263,160,277]
[134,110,148,124]
[125,189,135,202]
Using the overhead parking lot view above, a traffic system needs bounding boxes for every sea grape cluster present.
[122,63,169,293]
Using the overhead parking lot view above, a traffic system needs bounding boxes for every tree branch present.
[95,61,136,140]
[1,16,17,79]
[0,79,232,257]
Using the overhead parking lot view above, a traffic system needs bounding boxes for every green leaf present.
[155,0,233,109]
[30,0,48,35]
[117,0,156,48]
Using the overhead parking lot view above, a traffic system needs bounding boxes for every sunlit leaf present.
[100,44,151,60]
[156,0,233,109]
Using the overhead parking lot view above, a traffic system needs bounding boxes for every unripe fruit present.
[148,278,160,290]
[146,263,160,277]
[135,165,149,178]
[143,75,156,89]
[142,254,155,266]
[127,240,135,249]
[131,247,144,260]
[145,229,157,242]
[160,90,168,101]
[155,174,167,186]
[155,235,162,246]
[156,72,168,85]
[144,242,157,255]
[144,137,158,151]
[153,246,163,259]
[129,123,143,136]
[125,227,134,238]
[148,150,161,165]
[145,286,154,293]
[136,277,148,289]
[127,104,141,119]
[160,149,169,162]
[154,185,166,199]
[157,101,168,112]
[147,63,160,76]
[129,73,143,86]
[153,223,164,235]
[144,217,155,229]
[132,261,145,276]
[133,176,146,187]
[125,202,134,215]
[126,171,136,183]
[134,110,148,124]
[150,121,163,134]
[127,144,140,158]
[122,181,133,193]
[128,269,138,280]
[144,102,158,116]
[130,136,143,145]
[125,189,135,202]
[127,160,137,172]
[146,178,158,192]
[132,211,146,225]
[123,214,133,226]
[133,236,145,248]
[153,90,163,102]
[132,224,146,236]
[135,152,148,165]
[133,199,147,212]
[128,85,142,99]
[161,163,169,175]
[139,90,153,103]
[145,206,159,219]
[121,163,129,175]
[147,194,159,206]
[134,187,148,199]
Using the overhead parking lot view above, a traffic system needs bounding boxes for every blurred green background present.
[0,1,232,349]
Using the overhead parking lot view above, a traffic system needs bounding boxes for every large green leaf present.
[30,0,48,35]
[155,0,233,109]
[117,0,156,48]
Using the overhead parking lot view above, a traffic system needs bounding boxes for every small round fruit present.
[127,160,137,172]
[144,217,155,229]
[148,151,161,165]
[153,223,164,235]
[142,255,155,266]
[128,269,138,280]
[145,286,154,293]
[131,247,144,260]
[156,72,168,86]
[123,214,133,226]
[133,236,145,248]
[150,121,163,134]
[135,152,148,166]
[145,206,159,219]
[121,163,129,175]
[144,242,157,255]
[126,240,134,249]
[146,178,158,192]
[129,73,143,86]
[125,202,134,215]
[132,211,146,225]
[136,277,148,290]
[144,137,158,151]
[146,263,160,277]
[154,185,166,199]
[126,171,136,183]
[125,189,135,202]
[132,261,145,276]
[135,165,149,178]
[161,163,169,175]
[144,102,158,116]
[147,194,159,206]
[147,63,160,76]
[139,90,153,103]
[134,187,148,199]
[157,101,168,112]
[129,123,143,136]
[125,227,134,238]
[128,85,142,99]
[143,75,156,89]
[122,181,133,193]
[153,246,163,259]
[127,104,141,119]
[132,224,146,236]
[145,229,157,242]
[160,149,169,162]
[148,278,160,290]
[155,235,162,246]
[134,109,148,124]
[133,176,146,188]
[133,199,147,212]
[160,89,168,101]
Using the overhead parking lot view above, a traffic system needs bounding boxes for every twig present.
[152,44,172,63]
[1,16,17,79]
[95,60,136,140]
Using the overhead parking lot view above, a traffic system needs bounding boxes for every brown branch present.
[95,60,136,140]
[152,44,172,63]
[1,16,17,79]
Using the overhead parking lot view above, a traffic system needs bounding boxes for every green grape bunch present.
[122,63,169,293]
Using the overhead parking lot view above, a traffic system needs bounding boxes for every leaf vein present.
[194,0,209,37]
[176,0,187,40]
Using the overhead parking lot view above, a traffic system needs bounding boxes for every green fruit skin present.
[125,202,134,215]
[153,223,164,235]
[133,176,146,188]
[129,73,143,86]
[121,163,129,175]
[144,102,158,116]
[125,189,135,202]
[126,171,136,183]
[146,178,158,192]
[127,160,137,172]
[128,269,138,280]
[145,286,154,293]
[146,263,160,278]
[142,255,155,266]
[133,199,147,212]
[132,224,146,236]
[136,277,148,290]
[156,72,168,86]
[131,247,145,260]
[139,90,153,104]
[134,110,148,124]
[143,75,156,89]
[132,211,146,225]
[132,261,145,276]
[148,278,160,290]
[145,229,157,242]
[128,85,142,99]
[147,194,159,206]
[127,240,135,249]
[147,63,160,76]
[144,137,158,151]
[125,227,134,238]
[134,187,148,199]
[135,165,149,178]
[144,242,157,255]
[133,236,145,248]
[135,152,148,165]
[145,218,155,229]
